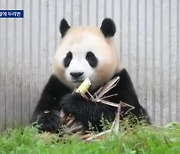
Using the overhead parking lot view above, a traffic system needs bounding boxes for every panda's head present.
[54,18,122,90]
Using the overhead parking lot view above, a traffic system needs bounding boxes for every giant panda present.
[31,18,150,133]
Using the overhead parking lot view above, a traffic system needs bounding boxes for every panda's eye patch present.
[64,51,73,67]
[86,51,98,68]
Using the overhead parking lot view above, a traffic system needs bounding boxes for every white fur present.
[54,27,122,90]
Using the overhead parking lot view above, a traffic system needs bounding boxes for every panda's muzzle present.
[70,72,84,79]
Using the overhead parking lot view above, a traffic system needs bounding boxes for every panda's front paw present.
[61,93,84,116]
[37,110,61,133]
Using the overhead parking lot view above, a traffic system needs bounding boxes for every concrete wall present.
[0,0,179,131]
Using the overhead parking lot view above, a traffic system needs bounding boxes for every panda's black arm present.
[31,75,71,132]
[61,93,117,131]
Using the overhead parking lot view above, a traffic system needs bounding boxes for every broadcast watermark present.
[0,10,24,18]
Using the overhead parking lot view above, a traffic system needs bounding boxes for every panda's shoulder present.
[42,74,71,97]
[114,68,131,81]
[113,68,135,90]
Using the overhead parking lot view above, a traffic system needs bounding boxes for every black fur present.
[59,18,70,38]
[100,18,116,37]
[31,75,71,132]
[31,69,150,133]
[61,93,116,131]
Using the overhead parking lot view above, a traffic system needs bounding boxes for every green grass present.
[0,123,180,154]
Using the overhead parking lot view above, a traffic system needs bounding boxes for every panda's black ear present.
[100,18,116,37]
[59,18,70,38]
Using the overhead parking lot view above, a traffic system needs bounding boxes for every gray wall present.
[0,0,179,131]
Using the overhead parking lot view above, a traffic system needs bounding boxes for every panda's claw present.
[37,110,61,133]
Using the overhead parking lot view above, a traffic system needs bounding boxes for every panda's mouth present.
[72,80,83,83]
[71,80,84,88]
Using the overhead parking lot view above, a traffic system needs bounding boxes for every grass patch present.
[0,123,180,154]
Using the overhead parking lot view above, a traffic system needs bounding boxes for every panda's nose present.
[70,72,84,78]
